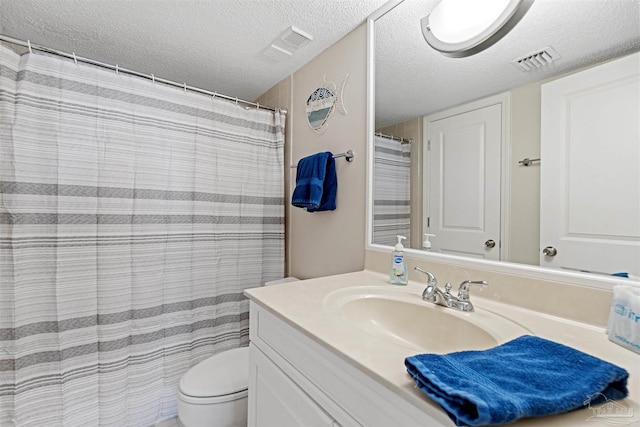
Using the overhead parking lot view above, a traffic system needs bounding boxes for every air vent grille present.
[511,46,561,72]
[281,26,313,48]
[261,26,313,63]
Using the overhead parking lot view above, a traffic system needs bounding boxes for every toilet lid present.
[179,347,249,398]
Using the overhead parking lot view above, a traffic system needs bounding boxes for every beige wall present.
[376,117,422,147]
[289,24,367,279]
[364,250,613,327]
[257,24,368,279]
[508,82,541,264]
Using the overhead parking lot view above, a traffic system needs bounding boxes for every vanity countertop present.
[245,270,640,427]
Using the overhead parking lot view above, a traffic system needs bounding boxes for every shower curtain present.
[0,45,285,426]
[372,134,411,246]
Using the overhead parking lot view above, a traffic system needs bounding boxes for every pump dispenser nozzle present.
[423,233,435,249]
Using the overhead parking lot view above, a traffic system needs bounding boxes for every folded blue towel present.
[291,151,337,212]
[405,335,629,426]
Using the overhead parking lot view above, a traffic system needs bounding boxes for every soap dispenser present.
[422,233,435,250]
[390,235,408,285]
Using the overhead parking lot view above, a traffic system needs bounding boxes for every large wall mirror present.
[367,0,640,287]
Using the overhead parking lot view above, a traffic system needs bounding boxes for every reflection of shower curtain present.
[372,135,411,246]
[0,45,284,426]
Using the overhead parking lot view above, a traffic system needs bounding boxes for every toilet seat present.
[179,347,249,404]
[178,389,248,405]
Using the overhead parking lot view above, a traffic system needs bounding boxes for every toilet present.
[176,277,299,427]
[177,347,249,427]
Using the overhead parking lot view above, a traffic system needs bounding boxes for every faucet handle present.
[456,280,488,301]
[414,267,437,285]
[444,283,452,298]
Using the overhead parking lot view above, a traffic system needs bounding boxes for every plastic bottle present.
[422,233,435,250]
[390,235,408,285]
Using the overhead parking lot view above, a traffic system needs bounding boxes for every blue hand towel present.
[291,151,337,212]
[405,335,629,426]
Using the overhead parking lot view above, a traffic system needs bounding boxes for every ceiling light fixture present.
[421,0,533,58]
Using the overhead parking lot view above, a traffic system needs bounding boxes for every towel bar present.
[290,150,354,168]
[518,157,540,166]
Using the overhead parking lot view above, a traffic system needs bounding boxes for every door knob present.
[485,239,496,248]
[542,246,557,257]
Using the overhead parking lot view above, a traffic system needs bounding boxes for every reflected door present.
[425,103,502,260]
[540,52,640,277]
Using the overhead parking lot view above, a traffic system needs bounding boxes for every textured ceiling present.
[375,0,640,127]
[1,0,638,125]
[0,0,389,103]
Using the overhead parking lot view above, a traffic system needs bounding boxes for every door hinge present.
[427,217,430,228]
[427,140,431,151]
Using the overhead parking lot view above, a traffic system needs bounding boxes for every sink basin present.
[323,286,530,353]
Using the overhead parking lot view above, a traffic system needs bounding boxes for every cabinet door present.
[249,344,336,427]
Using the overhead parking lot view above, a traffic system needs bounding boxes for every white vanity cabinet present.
[247,301,445,427]
[250,347,339,426]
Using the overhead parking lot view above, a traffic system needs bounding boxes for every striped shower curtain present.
[0,45,284,426]
[372,134,411,246]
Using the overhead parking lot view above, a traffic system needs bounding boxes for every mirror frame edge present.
[365,1,640,291]
[366,0,405,257]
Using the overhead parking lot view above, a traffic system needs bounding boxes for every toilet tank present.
[264,277,299,286]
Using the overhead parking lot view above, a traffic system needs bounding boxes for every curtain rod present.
[375,132,412,144]
[0,34,287,114]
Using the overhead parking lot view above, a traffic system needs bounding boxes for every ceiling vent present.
[279,26,313,50]
[262,26,313,63]
[270,26,313,56]
[511,46,561,72]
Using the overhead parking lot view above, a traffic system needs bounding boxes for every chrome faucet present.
[414,267,448,307]
[414,267,488,312]
[454,280,489,312]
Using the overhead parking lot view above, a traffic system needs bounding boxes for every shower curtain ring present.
[115,64,119,76]
[72,52,78,65]
[256,102,259,110]
[183,83,187,92]
[27,40,32,53]
[235,97,239,105]
[151,74,155,84]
